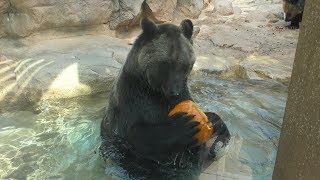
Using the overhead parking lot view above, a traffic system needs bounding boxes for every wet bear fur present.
[100,18,230,179]
[283,0,305,29]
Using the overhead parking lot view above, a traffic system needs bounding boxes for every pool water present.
[0,73,287,179]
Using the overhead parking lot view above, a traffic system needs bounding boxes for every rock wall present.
[0,0,205,38]
[0,0,114,37]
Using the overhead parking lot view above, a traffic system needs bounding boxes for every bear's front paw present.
[287,22,300,29]
[287,25,299,29]
[167,112,200,151]
[204,112,230,159]
[208,133,230,160]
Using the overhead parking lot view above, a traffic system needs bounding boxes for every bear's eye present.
[156,62,170,75]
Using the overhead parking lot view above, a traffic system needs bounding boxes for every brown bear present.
[100,18,230,179]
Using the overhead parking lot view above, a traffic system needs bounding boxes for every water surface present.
[0,73,287,179]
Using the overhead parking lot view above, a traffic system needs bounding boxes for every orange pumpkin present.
[168,100,214,146]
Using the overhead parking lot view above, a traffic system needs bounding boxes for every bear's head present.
[126,17,196,99]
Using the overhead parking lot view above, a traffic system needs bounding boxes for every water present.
[190,73,287,179]
[0,73,287,179]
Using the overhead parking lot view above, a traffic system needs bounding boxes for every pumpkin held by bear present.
[169,100,214,146]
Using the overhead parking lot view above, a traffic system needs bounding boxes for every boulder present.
[145,0,177,22]
[240,55,292,81]
[175,0,204,19]
[214,0,234,16]
[194,55,239,74]
[109,0,144,29]
[2,0,114,37]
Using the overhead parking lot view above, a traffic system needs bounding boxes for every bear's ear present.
[180,19,193,40]
[140,17,158,36]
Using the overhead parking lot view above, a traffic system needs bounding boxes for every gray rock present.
[15,51,119,100]
[2,0,114,37]
[209,26,261,53]
[214,0,234,16]
[245,10,268,23]
[193,55,239,74]
[240,55,292,81]
[245,3,283,23]
[0,35,131,108]
[175,0,204,19]
[194,21,297,81]
[233,6,242,16]
[145,0,177,22]
[0,54,8,61]
[109,0,144,30]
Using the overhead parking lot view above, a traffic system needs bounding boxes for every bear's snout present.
[161,80,182,98]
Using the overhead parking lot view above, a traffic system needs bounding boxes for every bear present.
[100,17,230,179]
[283,0,305,29]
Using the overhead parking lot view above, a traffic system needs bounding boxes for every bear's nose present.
[161,83,181,98]
[168,91,180,97]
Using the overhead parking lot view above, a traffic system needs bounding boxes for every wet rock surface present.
[0,36,131,111]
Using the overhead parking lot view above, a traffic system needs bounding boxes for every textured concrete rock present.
[109,0,144,29]
[0,35,131,109]
[240,55,292,81]
[0,0,8,14]
[15,51,118,100]
[202,2,215,16]
[193,55,239,74]
[193,54,292,81]
[2,0,114,37]
[0,54,8,61]
[244,3,283,23]
[145,0,177,22]
[193,21,297,81]
[0,0,8,37]
[209,25,261,53]
[233,6,242,16]
[214,0,234,16]
[245,10,268,23]
[175,0,204,19]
